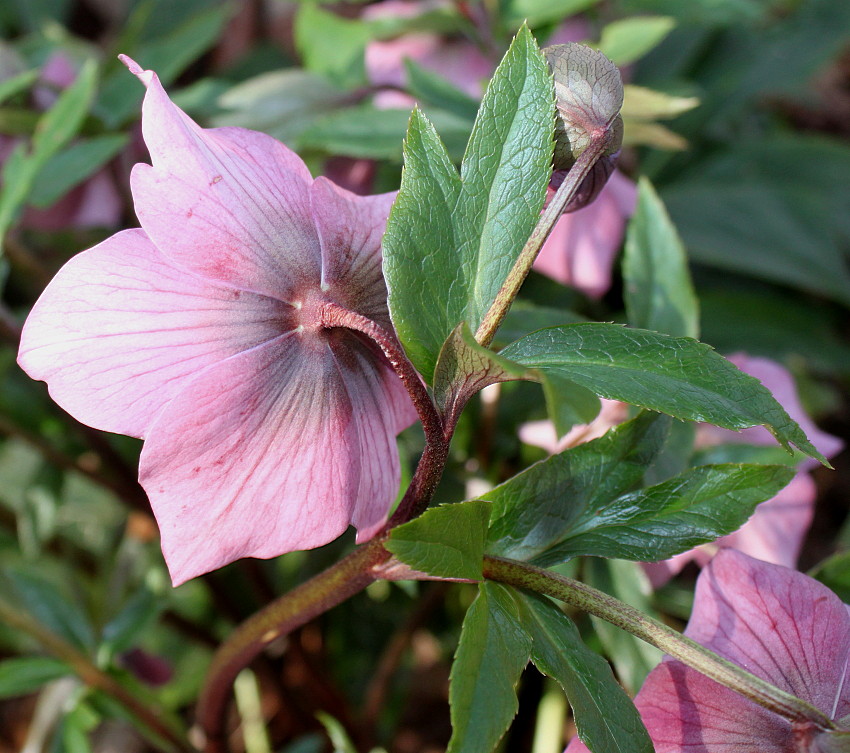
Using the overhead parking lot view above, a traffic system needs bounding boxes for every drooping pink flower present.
[17,57,416,585]
[567,550,850,752]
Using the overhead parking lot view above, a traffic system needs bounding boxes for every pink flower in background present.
[18,57,416,585]
[521,354,842,582]
[533,170,637,298]
[567,550,850,752]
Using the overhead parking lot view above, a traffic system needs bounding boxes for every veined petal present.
[17,229,291,438]
[310,177,396,325]
[686,550,850,715]
[139,331,407,585]
[122,56,321,300]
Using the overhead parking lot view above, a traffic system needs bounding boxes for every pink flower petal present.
[140,331,406,584]
[310,177,396,326]
[534,170,637,298]
[18,229,291,438]
[569,551,850,752]
[123,56,321,300]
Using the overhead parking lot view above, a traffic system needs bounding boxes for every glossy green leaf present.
[540,371,601,438]
[387,501,491,580]
[545,463,795,562]
[29,134,128,208]
[384,26,554,382]
[485,412,670,565]
[623,177,698,338]
[491,300,587,349]
[518,592,653,753]
[0,656,71,698]
[500,323,827,464]
[598,16,676,65]
[448,582,531,753]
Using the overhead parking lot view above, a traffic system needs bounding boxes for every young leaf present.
[500,323,828,465]
[432,322,530,423]
[294,3,371,89]
[0,656,71,698]
[597,16,676,65]
[623,177,699,338]
[518,592,653,753]
[544,463,795,563]
[448,582,531,753]
[386,501,492,580]
[384,25,554,382]
[485,412,671,565]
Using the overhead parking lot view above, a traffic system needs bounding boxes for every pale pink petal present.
[122,56,321,300]
[139,331,406,585]
[568,551,850,753]
[519,400,628,454]
[310,178,396,325]
[686,550,850,715]
[534,170,637,298]
[18,229,292,438]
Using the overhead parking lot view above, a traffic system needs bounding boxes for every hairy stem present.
[475,133,612,348]
[0,593,194,752]
[198,540,389,752]
[483,555,837,731]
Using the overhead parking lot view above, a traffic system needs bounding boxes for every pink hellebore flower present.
[567,550,850,752]
[17,57,416,585]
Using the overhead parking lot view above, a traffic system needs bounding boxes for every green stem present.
[197,539,390,753]
[0,594,195,752]
[475,133,611,349]
[483,555,837,731]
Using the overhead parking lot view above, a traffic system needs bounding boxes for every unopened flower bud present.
[543,43,624,212]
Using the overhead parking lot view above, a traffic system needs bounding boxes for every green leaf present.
[500,323,828,464]
[583,559,662,694]
[387,501,491,580]
[28,134,129,208]
[540,371,601,438]
[597,16,677,65]
[433,322,530,422]
[502,0,600,27]
[404,58,480,121]
[101,587,161,655]
[485,412,671,565]
[0,68,38,106]
[214,69,349,146]
[384,25,554,382]
[298,103,472,162]
[448,582,531,753]
[545,463,795,562]
[810,550,850,603]
[518,592,653,753]
[621,85,699,121]
[31,59,97,161]
[491,300,587,348]
[316,712,358,753]
[623,177,699,338]
[1,567,95,651]
[294,3,371,89]
[0,656,71,698]
[662,182,850,307]
[95,4,232,127]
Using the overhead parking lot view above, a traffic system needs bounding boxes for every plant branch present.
[475,133,612,349]
[483,555,837,731]
[0,592,194,752]
[197,539,390,753]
